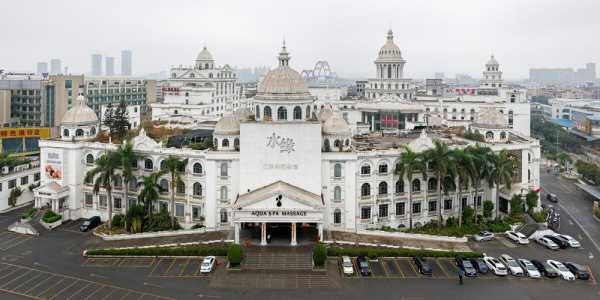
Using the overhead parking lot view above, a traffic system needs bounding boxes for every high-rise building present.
[85,76,156,114]
[121,50,132,76]
[529,63,596,85]
[105,57,115,76]
[50,59,61,75]
[91,54,103,76]
[36,62,48,75]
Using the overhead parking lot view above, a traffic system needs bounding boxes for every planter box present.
[94,227,207,241]
[40,218,62,230]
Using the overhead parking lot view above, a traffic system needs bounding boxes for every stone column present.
[290,223,297,246]
[234,222,240,244]
[317,223,324,242]
[260,223,267,246]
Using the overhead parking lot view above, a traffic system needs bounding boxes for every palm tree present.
[395,146,425,230]
[137,172,164,217]
[85,152,120,231]
[115,141,137,230]
[466,145,493,224]
[422,140,454,226]
[162,156,188,229]
[488,150,517,217]
[451,148,475,227]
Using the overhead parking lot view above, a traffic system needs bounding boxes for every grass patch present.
[86,244,229,256]
[21,207,37,219]
[327,245,482,258]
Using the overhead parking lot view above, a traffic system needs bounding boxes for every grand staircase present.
[242,245,313,271]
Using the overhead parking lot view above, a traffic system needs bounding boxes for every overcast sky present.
[2,0,600,79]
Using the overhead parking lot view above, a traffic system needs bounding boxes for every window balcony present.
[359,195,372,202]
[377,193,389,200]
[394,192,405,197]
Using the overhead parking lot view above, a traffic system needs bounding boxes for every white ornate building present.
[34,38,541,246]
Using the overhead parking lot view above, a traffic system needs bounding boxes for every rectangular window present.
[461,197,468,210]
[159,201,168,213]
[175,203,185,217]
[444,199,452,210]
[361,207,371,220]
[128,197,137,209]
[428,201,437,212]
[34,172,40,182]
[99,195,107,209]
[476,195,482,207]
[8,179,16,189]
[412,202,421,214]
[114,198,122,210]
[0,183,2,191]
[65,80,72,89]
[192,206,201,220]
[21,176,28,185]
[379,204,388,218]
[85,193,93,208]
[395,202,405,216]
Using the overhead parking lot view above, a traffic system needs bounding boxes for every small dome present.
[196,47,214,62]
[486,55,499,66]
[214,114,240,135]
[234,108,253,121]
[61,94,98,125]
[317,107,333,121]
[473,107,506,129]
[323,114,350,135]
[256,42,311,99]
[377,30,403,61]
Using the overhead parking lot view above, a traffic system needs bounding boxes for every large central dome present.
[376,29,404,62]
[256,42,311,100]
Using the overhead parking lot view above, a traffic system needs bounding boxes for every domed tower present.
[470,107,509,143]
[60,92,99,141]
[213,114,240,151]
[375,29,406,80]
[195,46,215,70]
[322,113,351,152]
[481,55,503,88]
[253,42,314,122]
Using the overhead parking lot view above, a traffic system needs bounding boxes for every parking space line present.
[0,267,21,281]
[67,282,90,300]
[0,269,32,289]
[392,259,405,277]
[164,259,176,275]
[4,236,33,251]
[48,279,78,300]
[120,291,131,300]
[12,272,43,291]
[194,259,204,276]
[100,288,115,300]
[24,275,53,294]
[149,258,163,276]
[435,259,450,278]
[37,278,65,298]
[407,259,421,278]
[179,258,191,276]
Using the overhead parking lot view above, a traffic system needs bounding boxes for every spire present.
[278,39,290,67]
[387,29,394,41]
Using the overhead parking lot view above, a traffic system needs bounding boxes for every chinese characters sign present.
[266,132,295,153]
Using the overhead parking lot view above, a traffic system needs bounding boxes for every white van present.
[342,256,354,275]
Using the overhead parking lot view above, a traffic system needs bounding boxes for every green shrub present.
[130,217,142,233]
[21,207,37,219]
[111,214,124,228]
[144,212,181,232]
[530,211,547,223]
[227,244,243,266]
[486,219,511,232]
[327,246,482,258]
[313,243,327,266]
[191,224,205,229]
[483,201,494,219]
[42,210,62,223]
[86,244,229,256]
[462,206,475,225]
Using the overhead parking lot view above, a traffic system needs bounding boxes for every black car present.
[531,259,559,278]
[544,235,569,249]
[564,262,590,280]
[356,256,371,276]
[413,256,432,275]
[79,216,101,232]
[455,257,477,277]
[469,258,489,274]
[546,193,559,203]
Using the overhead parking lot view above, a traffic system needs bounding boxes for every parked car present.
[483,256,508,276]
[412,256,432,276]
[455,257,477,277]
[200,256,216,273]
[546,193,559,203]
[546,260,575,281]
[498,254,524,276]
[469,258,489,274]
[473,231,495,242]
[531,260,559,278]
[357,256,371,276]
[536,236,559,250]
[563,262,590,280]
[554,234,581,248]
[79,216,101,232]
[544,235,569,249]
[517,259,541,278]
[505,231,529,244]
[341,256,354,275]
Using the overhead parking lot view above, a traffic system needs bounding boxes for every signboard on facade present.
[0,127,50,139]
[44,151,63,180]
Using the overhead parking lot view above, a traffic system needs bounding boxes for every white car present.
[555,234,581,248]
[498,254,524,276]
[536,236,559,250]
[517,259,541,278]
[341,256,354,275]
[546,260,575,281]
[505,231,529,244]
[200,256,216,273]
[483,256,508,276]
[473,231,495,242]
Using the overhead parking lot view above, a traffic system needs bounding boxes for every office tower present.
[121,50,132,76]
[37,62,48,75]
[50,59,61,75]
[105,57,115,76]
[91,54,103,76]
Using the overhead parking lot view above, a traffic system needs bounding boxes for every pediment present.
[233,181,324,210]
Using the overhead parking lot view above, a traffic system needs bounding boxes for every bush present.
[112,214,124,228]
[483,201,494,219]
[144,212,181,232]
[8,187,22,207]
[86,244,229,256]
[227,244,243,266]
[327,246,482,258]
[530,211,547,223]
[21,207,37,219]
[191,224,205,229]
[313,244,327,266]
[130,217,142,233]
[486,219,511,232]
[42,210,62,223]
[462,206,475,225]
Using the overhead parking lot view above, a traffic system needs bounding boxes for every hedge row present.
[86,244,229,257]
[326,245,482,259]
[42,211,61,223]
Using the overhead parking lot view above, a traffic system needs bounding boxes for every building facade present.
[85,77,156,115]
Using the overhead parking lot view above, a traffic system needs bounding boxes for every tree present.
[137,172,165,217]
[103,103,114,133]
[85,152,120,231]
[510,195,524,216]
[116,141,137,230]
[466,145,493,224]
[395,146,425,229]
[162,156,187,229]
[557,152,572,172]
[489,150,517,217]
[112,99,131,140]
[451,148,475,227]
[462,206,474,226]
[525,191,538,214]
[483,201,494,219]
[422,139,455,226]
[8,187,22,207]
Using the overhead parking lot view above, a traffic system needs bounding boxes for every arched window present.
[263,106,272,120]
[255,105,260,119]
[63,129,69,137]
[361,183,371,197]
[193,182,202,197]
[222,139,229,147]
[293,106,302,120]
[334,139,341,148]
[345,139,350,146]
[190,73,195,78]
[160,179,169,193]
[323,139,330,152]
[86,154,94,164]
[220,186,228,200]
[361,164,371,175]
[114,175,122,189]
[176,181,185,194]
[378,163,388,174]
[220,162,228,177]
[334,163,342,178]
[500,131,507,140]
[334,209,342,224]
[396,180,404,193]
[76,129,84,137]
[334,186,341,201]
[428,178,437,192]
[220,208,228,223]
[129,178,137,191]
[234,138,239,150]
[306,106,311,119]
[193,163,203,174]
[277,106,287,120]
[90,127,96,135]
[486,131,494,140]
[160,160,167,171]
[412,179,421,192]
[144,159,153,170]
[378,181,388,195]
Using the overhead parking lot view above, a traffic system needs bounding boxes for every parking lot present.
[83,256,215,278]
[0,231,34,251]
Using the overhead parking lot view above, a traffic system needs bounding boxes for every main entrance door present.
[238,222,319,246]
